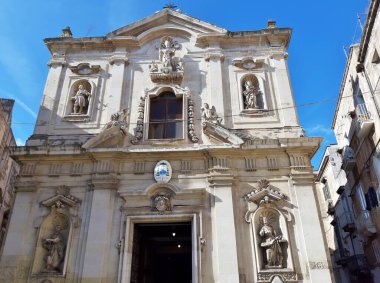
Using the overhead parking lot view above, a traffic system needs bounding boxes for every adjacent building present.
[0,99,18,253]
[316,0,380,282]
[0,9,333,283]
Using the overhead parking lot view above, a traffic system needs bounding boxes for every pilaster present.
[205,50,226,124]
[34,57,66,135]
[106,49,129,121]
[208,172,239,283]
[81,178,119,282]
[290,174,333,283]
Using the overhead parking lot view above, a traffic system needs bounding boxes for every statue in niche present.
[72,84,91,114]
[42,225,65,273]
[201,103,222,125]
[243,79,261,109]
[259,217,286,269]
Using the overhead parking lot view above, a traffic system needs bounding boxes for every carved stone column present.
[290,174,333,282]
[208,172,239,283]
[205,50,226,126]
[81,177,119,282]
[107,48,129,121]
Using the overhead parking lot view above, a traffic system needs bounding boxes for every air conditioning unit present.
[342,146,356,171]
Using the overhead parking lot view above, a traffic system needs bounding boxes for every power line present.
[7,88,379,127]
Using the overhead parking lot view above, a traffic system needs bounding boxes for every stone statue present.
[243,79,261,109]
[72,84,91,114]
[259,217,285,268]
[160,38,175,69]
[201,103,222,125]
[42,225,65,272]
[149,61,158,72]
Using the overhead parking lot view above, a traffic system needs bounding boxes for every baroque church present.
[0,8,333,283]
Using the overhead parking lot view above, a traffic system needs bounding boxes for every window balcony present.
[355,103,374,139]
[341,146,356,171]
[357,210,376,236]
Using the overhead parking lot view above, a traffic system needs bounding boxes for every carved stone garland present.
[131,97,145,144]
[187,99,199,143]
[244,179,297,282]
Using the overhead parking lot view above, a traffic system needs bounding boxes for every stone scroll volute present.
[31,186,81,277]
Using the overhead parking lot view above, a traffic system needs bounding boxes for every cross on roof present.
[163,3,177,9]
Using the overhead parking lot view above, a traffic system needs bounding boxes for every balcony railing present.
[355,103,374,138]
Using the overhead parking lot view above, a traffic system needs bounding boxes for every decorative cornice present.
[47,58,67,67]
[204,52,224,62]
[89,177,119,190]
[14,180,39,193]
[109,55,129,65]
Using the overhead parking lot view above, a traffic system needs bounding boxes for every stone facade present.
[316,0,380,282]
[0,99,19,254]
[0,9,333,283]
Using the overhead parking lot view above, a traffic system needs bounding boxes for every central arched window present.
[148,92,183,139]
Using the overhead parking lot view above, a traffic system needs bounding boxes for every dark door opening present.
[130,222,192,283]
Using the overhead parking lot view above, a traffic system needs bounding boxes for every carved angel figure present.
[201,103,222,124]
[42,225,65,272]
[72,84,91,114]
[259,217,285,268]
[149,61,158,72]
[243,79,261,109]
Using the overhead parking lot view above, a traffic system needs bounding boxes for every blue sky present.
[0,0,370,168]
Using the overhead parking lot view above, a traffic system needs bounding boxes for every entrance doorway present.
[130,222,192,283]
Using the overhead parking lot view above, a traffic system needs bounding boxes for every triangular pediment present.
[107,9,227,39]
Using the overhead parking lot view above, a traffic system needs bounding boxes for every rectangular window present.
[148,92,183,139]
[322,184,331,200]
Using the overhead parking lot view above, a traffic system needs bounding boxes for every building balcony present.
[341,146,356,171]
[353,103,374,139]
[357,210,377,236]
[336,253,370,272]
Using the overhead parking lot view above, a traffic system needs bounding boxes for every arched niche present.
[252,207,292,271]
[240,74,267,111]
[31,186,81,277]
[31,209,71,276]
[65,79,95,118]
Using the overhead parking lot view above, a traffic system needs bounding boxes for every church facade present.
[0,9,333,283]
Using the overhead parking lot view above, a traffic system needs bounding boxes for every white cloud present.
[306,124,334,136]
[15,137,25,146]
